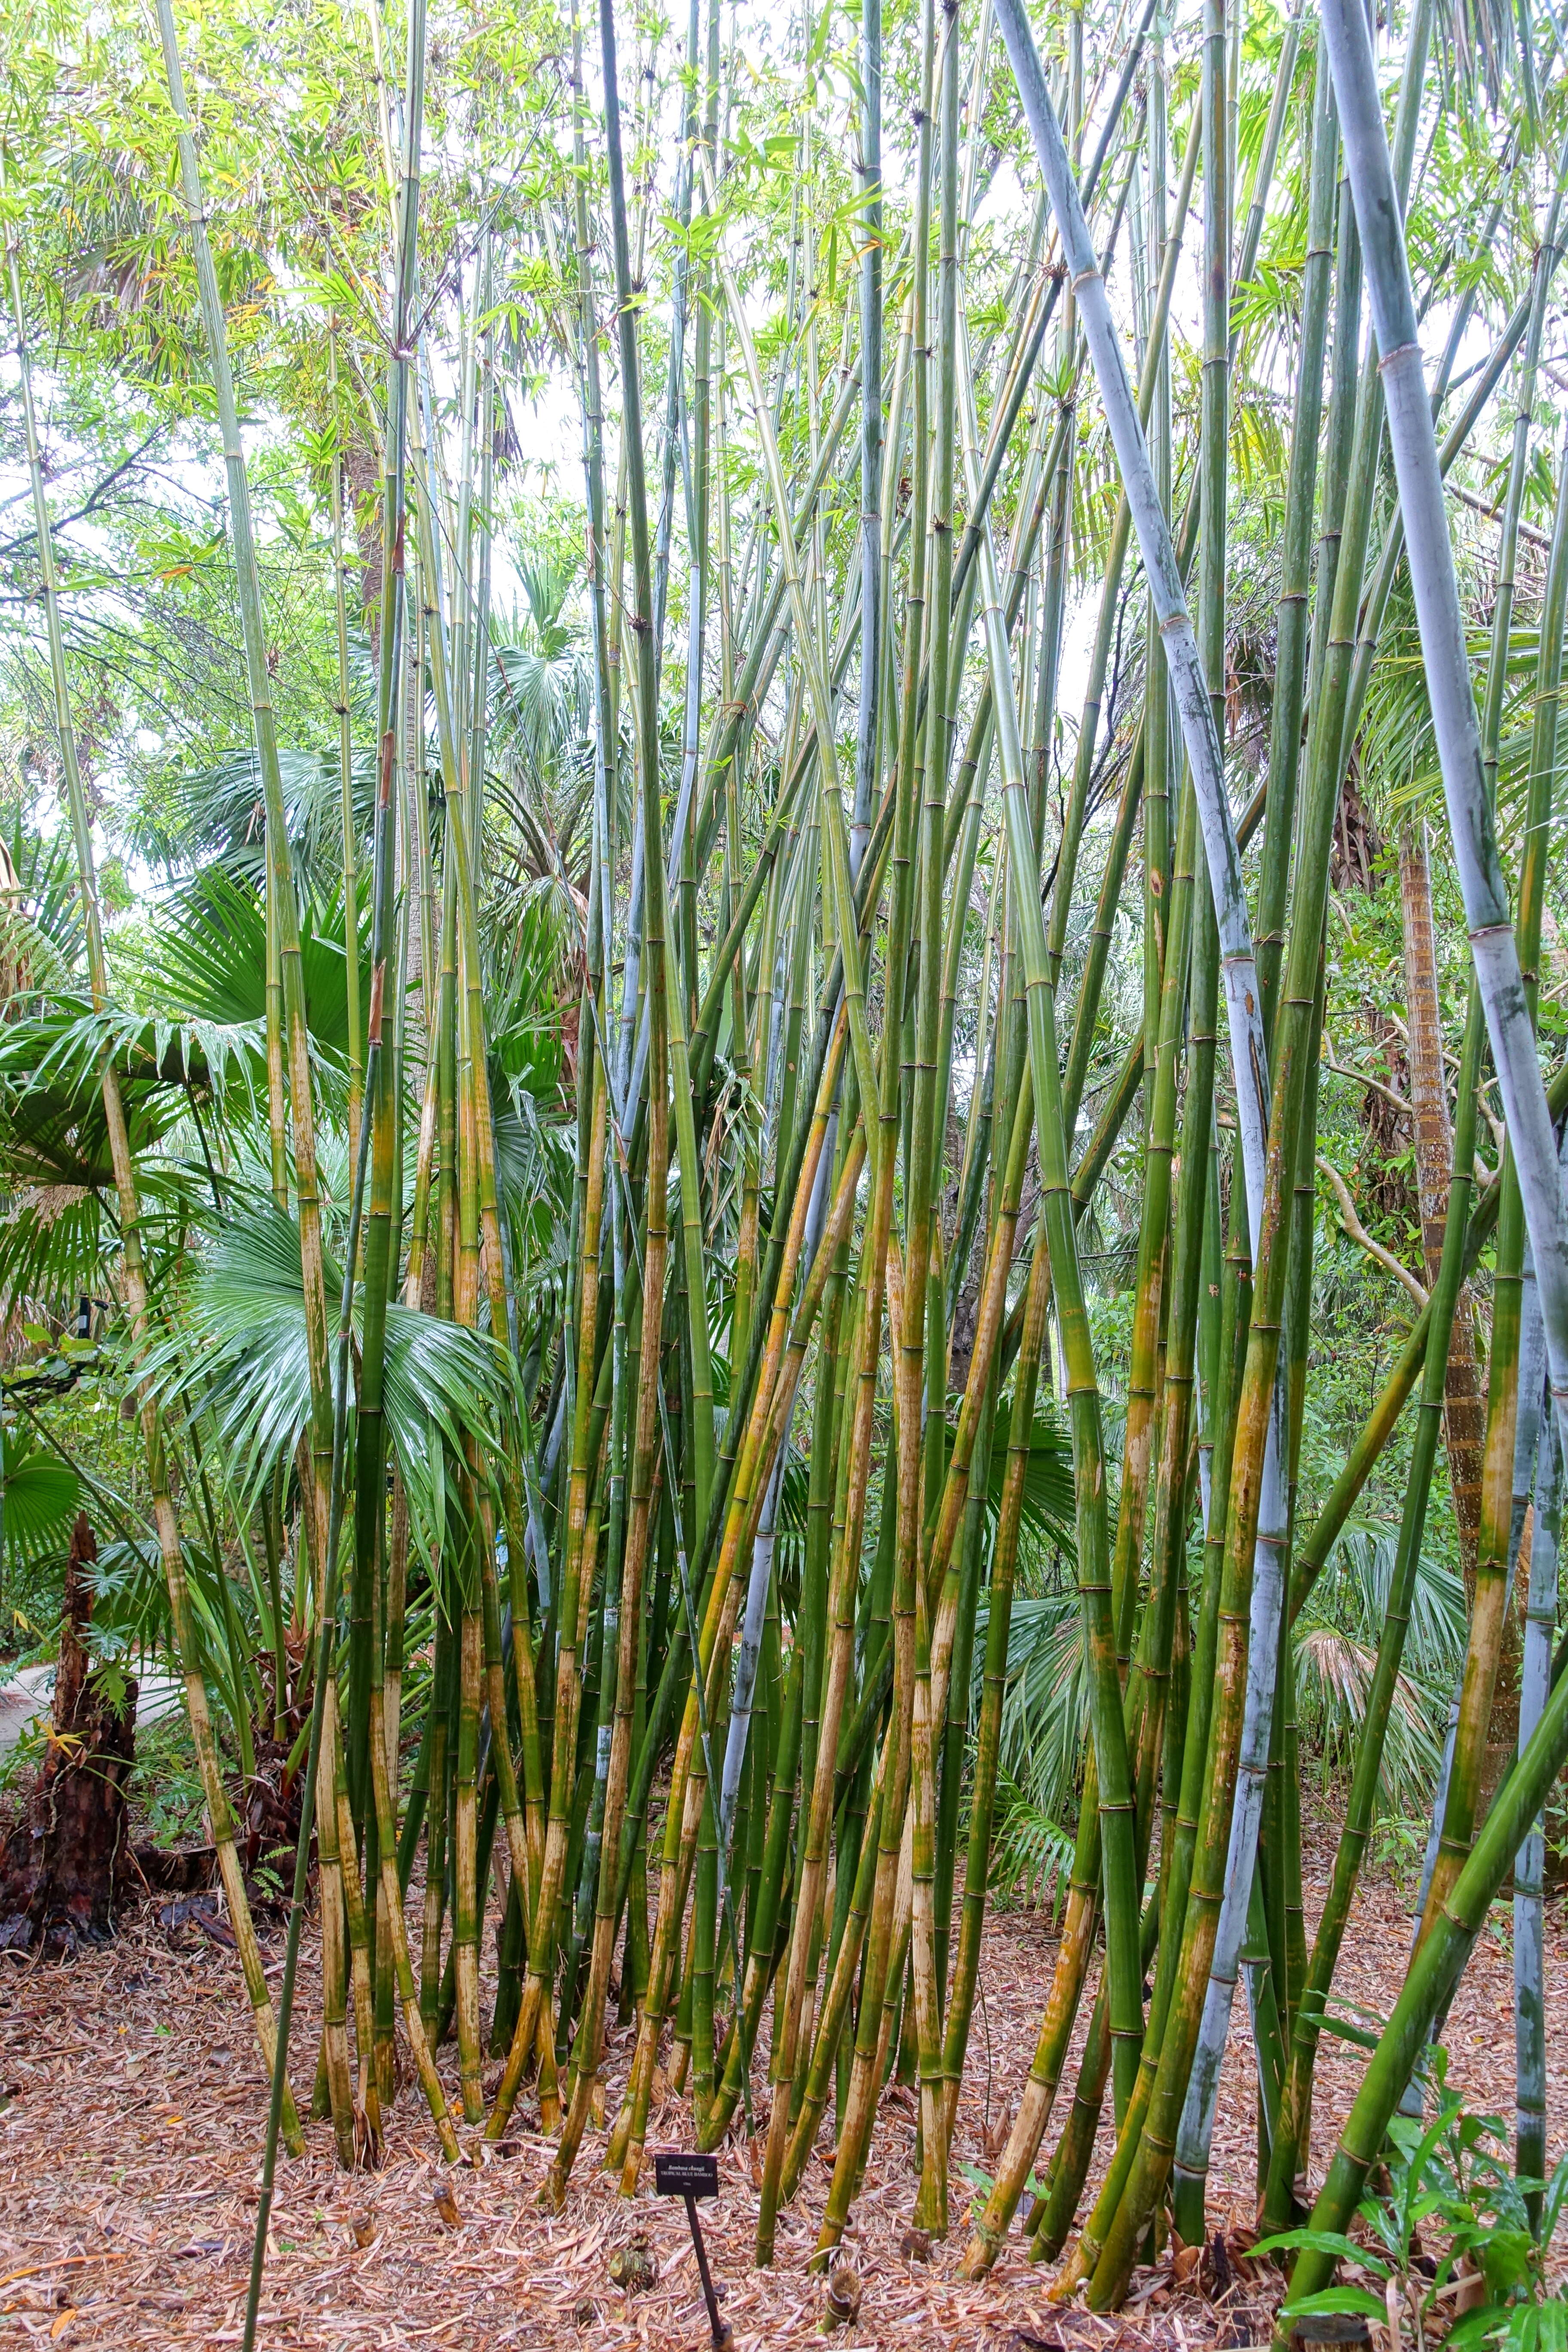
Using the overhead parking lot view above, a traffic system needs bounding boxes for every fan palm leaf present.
[1290,1519,1467,1812]
[0,820,84,1005]
[0,997,263,1154]
[131,744,376,899]
[1293,1623,1444,1814]
[2,819,86,973]
[981,1587,1088,1831]
[0,1428,81,1569]
[147,1203,516,1570]
[0,1183,133,1320]
[982,1399,1078,1553]
[139,865,370,1068]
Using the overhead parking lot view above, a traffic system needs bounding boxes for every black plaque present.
[654,2150,720,2199]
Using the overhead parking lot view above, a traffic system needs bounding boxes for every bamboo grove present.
[6,0,1568,2324]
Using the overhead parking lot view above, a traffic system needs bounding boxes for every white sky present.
[0,0,1520,907]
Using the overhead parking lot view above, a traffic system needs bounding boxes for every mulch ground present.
[2,1833,1564,2350]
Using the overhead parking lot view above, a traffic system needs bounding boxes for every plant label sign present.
[653,2151,720,2200]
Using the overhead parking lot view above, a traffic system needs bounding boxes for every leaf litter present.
[0,1828,1562,2349]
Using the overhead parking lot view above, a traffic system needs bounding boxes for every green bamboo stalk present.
[156,0,338,1573]
[755,1230,891,2249]
[1036,851,1216,2266]
[241,1078,384,2346]
[802,0,939,2234]
[1415,418,1568,1951]
[1264,984,1486,2226]
[1255,43,1337,1046]
[264,827,287,1211]
[1098,0,1442,2273]
[327,340,364,1173]
[1139,34,1172,1128]
[489,0,672,2129]
[1482,180,1568,808]
[698,1313,835,2148]
[310,1708,359,2163]
[935,1242,1044,2141]
[1103,771,1199,1696]
[618,1118,867,2192]
[692,245,905,2285]
[1045,1099,1238,2301]
[854,0,883,860]
[1174,34,1407,2224]
[420,1601,453,2035]
[1267,968,1326,2059]
[966,322,1144,2147]
[932,1349,995,2015]
[1516,1344,1560,2222]
[453,1568,484,2120]
[906,0,963,2236]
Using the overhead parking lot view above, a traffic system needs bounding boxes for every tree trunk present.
[0,1515,137,1954]
[1400,819,1486,1588]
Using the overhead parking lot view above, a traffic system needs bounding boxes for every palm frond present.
[141,864,369,1066]
[1293,1623,1443,1815]
[129,744,375,897]
[982,1401,1078,1558]
[150,1201,517,1569]
[1327,1519,1468,1684]
[985,1774,1075,1916]
[0,819,86,997]
[0,1428,81,1568]
[0,996,262,1162]
[979,1586,1088,1831]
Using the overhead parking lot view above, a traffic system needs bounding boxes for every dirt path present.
[1,1853,1563,2349]
[0,1663,184,1759]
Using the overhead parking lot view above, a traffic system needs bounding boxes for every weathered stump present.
[0,1513,137,1954]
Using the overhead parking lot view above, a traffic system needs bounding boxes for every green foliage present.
[1264,2064,1568,2338]
[147,1199,516,1563]
[1294,1519,1467,1812]
[0,1424,80,1563]
[137,863,370,1066]
[985,1774,1075,1914]
[0,0,1564,2257]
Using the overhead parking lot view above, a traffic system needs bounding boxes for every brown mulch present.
[1,1836,1564,2350]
